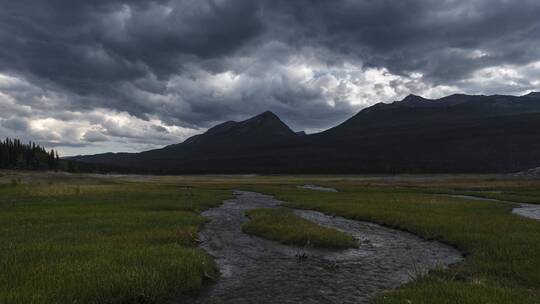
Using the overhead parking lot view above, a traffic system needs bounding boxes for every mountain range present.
[71,92,540,174]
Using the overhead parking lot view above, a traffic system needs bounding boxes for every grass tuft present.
[242,208,357,249]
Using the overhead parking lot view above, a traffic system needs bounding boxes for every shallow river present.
[172,191,462,304]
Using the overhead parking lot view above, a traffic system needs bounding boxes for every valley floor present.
[1,171,539,303]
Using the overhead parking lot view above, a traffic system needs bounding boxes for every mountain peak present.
[261,110,277,116]
[401,94,429,103]
[525,91,540,98]
[177,110,295,148]
[240,110,294,134]
[250,110,279,121]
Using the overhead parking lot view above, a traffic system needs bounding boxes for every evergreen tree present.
[0,138,60,170]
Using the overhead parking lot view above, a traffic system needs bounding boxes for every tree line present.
[0,138,60,170]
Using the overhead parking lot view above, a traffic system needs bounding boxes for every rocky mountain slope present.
[72,92,540,173]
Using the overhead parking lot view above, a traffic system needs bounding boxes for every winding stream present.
[175,191,462,304]
[513,203,540,220]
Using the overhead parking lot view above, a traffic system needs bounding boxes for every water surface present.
[174,191,462,304]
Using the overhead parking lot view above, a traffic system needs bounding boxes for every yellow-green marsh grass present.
[242,208,357,248]
[0,181,230,304]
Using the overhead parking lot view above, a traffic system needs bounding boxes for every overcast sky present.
[1,0,539,155]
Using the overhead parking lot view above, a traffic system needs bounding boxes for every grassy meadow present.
[0,172,230,304]
[242,208,357,248]
[1,171,540,303]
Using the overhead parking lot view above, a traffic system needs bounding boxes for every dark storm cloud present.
[265,0,540,83]
[0,117,28,131]
[0,0,262,95]
[1,0,540,152]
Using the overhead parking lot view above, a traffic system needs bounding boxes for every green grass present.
[242,208,357,249]
[444,188,540,204]
[0,181,230,304]
[248,183,540,304]
[2,172,540,304]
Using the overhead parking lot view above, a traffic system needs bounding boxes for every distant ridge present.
[72,92,540,174]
